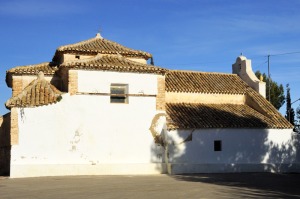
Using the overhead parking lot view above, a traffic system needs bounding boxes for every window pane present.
[111,86,125,94]
[111,96,126,103]
[110,84,128,104]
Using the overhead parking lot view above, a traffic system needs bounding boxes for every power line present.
[266,50,300,102]
[265,51,300,57]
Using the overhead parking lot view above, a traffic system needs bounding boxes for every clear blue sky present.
[1,0,300,117]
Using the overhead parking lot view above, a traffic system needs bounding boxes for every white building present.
[0,33,299,178]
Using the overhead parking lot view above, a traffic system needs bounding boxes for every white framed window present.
[110,84,128,104]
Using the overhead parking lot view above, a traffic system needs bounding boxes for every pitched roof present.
[6,62,57,75]
[165,70,248,94]
[53,33,152,62]
[246,89,292,128]
[59,54,166,75]
[166,102,292,130]
[5,72,62,109]
[6,62,58,88]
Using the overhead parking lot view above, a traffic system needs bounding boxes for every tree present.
[255,70,285,110]
[297,106,300,122]
[295,106,300,132]
[285,84,295,125]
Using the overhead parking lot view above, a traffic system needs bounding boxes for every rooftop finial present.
[96,32,103,39]
[96,27,103,39]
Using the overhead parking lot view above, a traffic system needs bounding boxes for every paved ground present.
[1,173,300,199]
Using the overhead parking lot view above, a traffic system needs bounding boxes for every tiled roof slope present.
[166,70,248,94]
[166,103,292,130]
[53,33,152,62]
[246,89,293,128]
[6,62,57,75]
[5,72,62,109]
[59,54,166,75]
[6,62,58,88]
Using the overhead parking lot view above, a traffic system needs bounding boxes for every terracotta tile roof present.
[53,33,152,62]
[59,54,167,75]
[6,62,58,88]
[246,89,293,129]
[6,62,57,75]
[166,103,292,130]
[165,70,248,94]
[5,72,62,109]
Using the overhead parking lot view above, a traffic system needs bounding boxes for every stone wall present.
[68,70,78,95]
[10,108,18,145]
[0,113,11,176]
[12,75,61,97]
[165,92,245,104]
[156,76,165,110]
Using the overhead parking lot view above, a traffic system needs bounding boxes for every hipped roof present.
[59,54,166,75]
[52,33,152,62]
[6,62,58,88]
[5,72,62,109]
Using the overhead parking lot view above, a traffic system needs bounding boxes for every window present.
[214,140,222,151]
[75,55,80,59]
[110,84,128,103]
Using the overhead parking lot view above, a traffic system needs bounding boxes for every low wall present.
[10,163,167,178]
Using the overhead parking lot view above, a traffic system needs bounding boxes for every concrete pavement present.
[1,173,300,198]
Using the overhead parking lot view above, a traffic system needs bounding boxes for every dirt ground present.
[1,173,300,199]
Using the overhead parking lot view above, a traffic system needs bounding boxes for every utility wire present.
[266,51,300,57]
[162,51,300,69]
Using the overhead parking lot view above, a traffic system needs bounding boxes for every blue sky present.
[0,0,300,117]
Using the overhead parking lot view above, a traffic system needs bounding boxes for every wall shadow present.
[0,113,11,176]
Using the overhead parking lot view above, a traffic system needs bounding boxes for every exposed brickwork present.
[156,75,165,111]
[68,70,78,95]
[12,77,23,97]
[10,108,18,145]
[6,74,62,109]
[60,54,166,75]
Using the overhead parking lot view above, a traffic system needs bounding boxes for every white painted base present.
[10,163,167,178]
[167,163,300,174]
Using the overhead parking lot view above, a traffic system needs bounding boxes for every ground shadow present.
[172,173,300,198]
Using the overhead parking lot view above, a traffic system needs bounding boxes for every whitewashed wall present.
[77,70,158,95]
[165,128,300,174]
[10,71,166,178]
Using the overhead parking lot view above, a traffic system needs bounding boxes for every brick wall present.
[10,108,18,145]
[0,113,11,176]
[68,70,78,95]
[12,76,23,97]
[156,75,165,111]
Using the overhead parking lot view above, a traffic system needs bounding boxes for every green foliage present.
[255,70,285,110]
[297,107,300,121]
[285,84,295,125]
[295,107,300,132]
